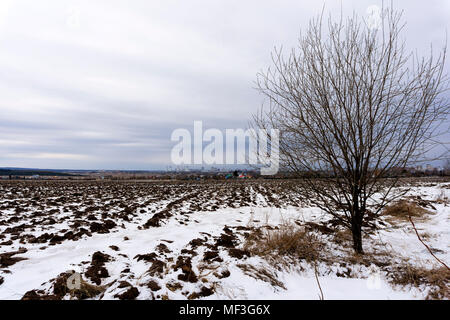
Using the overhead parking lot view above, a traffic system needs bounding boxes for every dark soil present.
[228,248,250,259]
[203,250,222,262]
[114,286,139,300]
[85,265,109,285]
[174,256,198,283]
[148,259,166,277]
[0,248,27,268]
[22,290,59,300]
[85,251,111,285]
[117,281,132,288]
[215,233,237,248]
[147,280,161,291]
[134,252,158,263]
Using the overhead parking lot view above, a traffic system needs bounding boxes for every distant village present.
[0,167,260,181]
[1,163,450,181]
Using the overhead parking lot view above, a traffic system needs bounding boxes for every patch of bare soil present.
[147,280,161,291]
[85,251,112,285]
[114,286,140,300]
[188,286,215,300]
[0,248,27,268]
[174,256,198,283]
[148,259,166,277]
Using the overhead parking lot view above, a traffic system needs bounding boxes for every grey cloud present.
[0,0,449,169]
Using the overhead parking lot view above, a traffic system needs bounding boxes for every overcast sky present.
[0,0,449,170]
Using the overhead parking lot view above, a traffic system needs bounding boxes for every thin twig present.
[313,262,324,300]
[408,211,449,271]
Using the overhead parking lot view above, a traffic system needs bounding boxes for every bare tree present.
[252,7,449,254]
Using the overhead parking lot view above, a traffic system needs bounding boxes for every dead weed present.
[382,200,432,223]
[244,223,324,263]
[390,264,449,300]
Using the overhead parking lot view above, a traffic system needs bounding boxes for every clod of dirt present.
[143,216,161,228]
[49,234,66,244]
[223,226,233,234]
[148,259,166,277]
[174,256,198,283]
[89,220,117,234]
[109,245,119,251]
[26,232,51,244]
[134,252,158,263]
[215,233,237,248]
[228,248,250,259]
[187,286,214,300]
[117,281,132,288]
[188,292,199,300]
[84,251,111,285]
[199,286,214,297]
[114,287,139,300]
[233,226,252,231]
[166,281,183,292]
[21,290,59,300]
[218,270,231,279]
[0,248,27,268]
[181,249,198,256]
[147,280,161,291]
[91,251,111,265]
[189,238,206,248]
[85,265,109,285]
[156,243,171,254]
[203,250,222,262]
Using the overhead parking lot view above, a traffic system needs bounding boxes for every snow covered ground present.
[0,179,448,300]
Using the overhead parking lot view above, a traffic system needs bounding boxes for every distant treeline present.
[0,169,75,177]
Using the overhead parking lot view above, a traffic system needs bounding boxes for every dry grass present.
[435,190,449,205]
[71,280,105,299]
[237,263,286,289]
[332,229,353,246]
[244,223,324,263]
[390,264,450,300]
[382,200,431,222]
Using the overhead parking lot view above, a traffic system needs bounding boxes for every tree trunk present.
[351,186,364,254]
[351,221,363,254]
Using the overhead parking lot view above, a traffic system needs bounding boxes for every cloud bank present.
[0,0,448,169]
